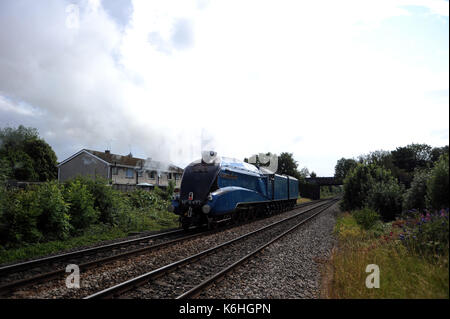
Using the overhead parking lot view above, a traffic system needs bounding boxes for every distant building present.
[57,149,183,190]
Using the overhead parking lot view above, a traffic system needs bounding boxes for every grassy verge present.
[330,212,449,298]
[0,210,180,265]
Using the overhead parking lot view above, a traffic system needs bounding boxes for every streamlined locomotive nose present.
[179,161,220,203]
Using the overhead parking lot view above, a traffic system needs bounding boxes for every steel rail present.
[0,230,207,295]
[84,198,336,299]
[0,199,322,275]
[176,198,339,299]
[0,228,185,276]
[0,199,325,295]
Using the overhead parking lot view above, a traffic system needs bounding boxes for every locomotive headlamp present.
[202,204,211,214]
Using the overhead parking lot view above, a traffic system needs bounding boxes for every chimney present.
[105,150,110,154]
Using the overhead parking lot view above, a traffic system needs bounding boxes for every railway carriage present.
[171,153,299,230]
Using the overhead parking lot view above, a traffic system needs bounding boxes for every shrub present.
[352,207,380,230]
[153,183,175,201]
[403,169,430,211]
[366,180,403,221]
[341,164,375,211]
[63,179,98,234]
[76,177,121,225]
[0,188,42,245]
[341,163,397,211]
[128,189,169,211]
[426,154,449,210]
[36,181,71,240]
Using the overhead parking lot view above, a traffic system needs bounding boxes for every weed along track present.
[84,198,338,299]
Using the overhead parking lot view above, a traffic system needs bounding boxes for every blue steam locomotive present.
[171,153,299,229]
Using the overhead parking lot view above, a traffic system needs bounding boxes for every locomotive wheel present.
[207,217,217,230]
[248,208,256,220]
[181,218,191,231]
[231,212,240,224]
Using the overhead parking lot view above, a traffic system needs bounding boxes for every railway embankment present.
[327,210,449,298]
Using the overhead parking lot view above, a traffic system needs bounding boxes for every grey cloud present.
[148,32,172,54]
[148,18,194,54]
[0,1,198,166]
[101,0,133,29]
[171,18,194,50]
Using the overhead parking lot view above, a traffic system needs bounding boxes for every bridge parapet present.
[304,177,343,186]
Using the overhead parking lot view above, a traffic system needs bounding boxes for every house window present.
[168,173,172,179]
[138,171,143,177]
[149,171,156,179]
[112,167,118,175]
[126,168,134,178]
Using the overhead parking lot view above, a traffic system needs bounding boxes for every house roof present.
[58,149,183,172]
[86,149,183,172]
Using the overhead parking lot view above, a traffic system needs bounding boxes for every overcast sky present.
[0,0,448,176]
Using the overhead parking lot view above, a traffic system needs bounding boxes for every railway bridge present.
[300,177,343,200]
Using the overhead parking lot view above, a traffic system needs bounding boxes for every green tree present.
[23,138,58,181]
[277,152,301,179]
[341,163,376,211]
[430,145,449,163]
[403,169,430,211]
[334,158,357,181]
[426,153,449,209]
[0,158,12,185]
[0,125,57,181]
[342,163,399,213]
[391,143,432,172]
[366,179,403,221]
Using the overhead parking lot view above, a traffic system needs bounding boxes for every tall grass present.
[330,213,449,299]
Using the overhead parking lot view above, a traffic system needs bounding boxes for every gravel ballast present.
[197,202,339,299]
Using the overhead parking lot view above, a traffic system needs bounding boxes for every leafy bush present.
[399,209,449,257]
[426,154,449,210]
[74,177,121,225]
[153,182,175,201]
[36,181,71,240]
[341,164,374,211]
[403,169,430,211]
[341,163,396,211]
[365,180,403,221]
[63,179,98,234]
[352,207,380,230]
[0,188,42,245]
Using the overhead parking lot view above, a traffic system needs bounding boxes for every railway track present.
[0,199,326,297]
[85,198,338,299]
